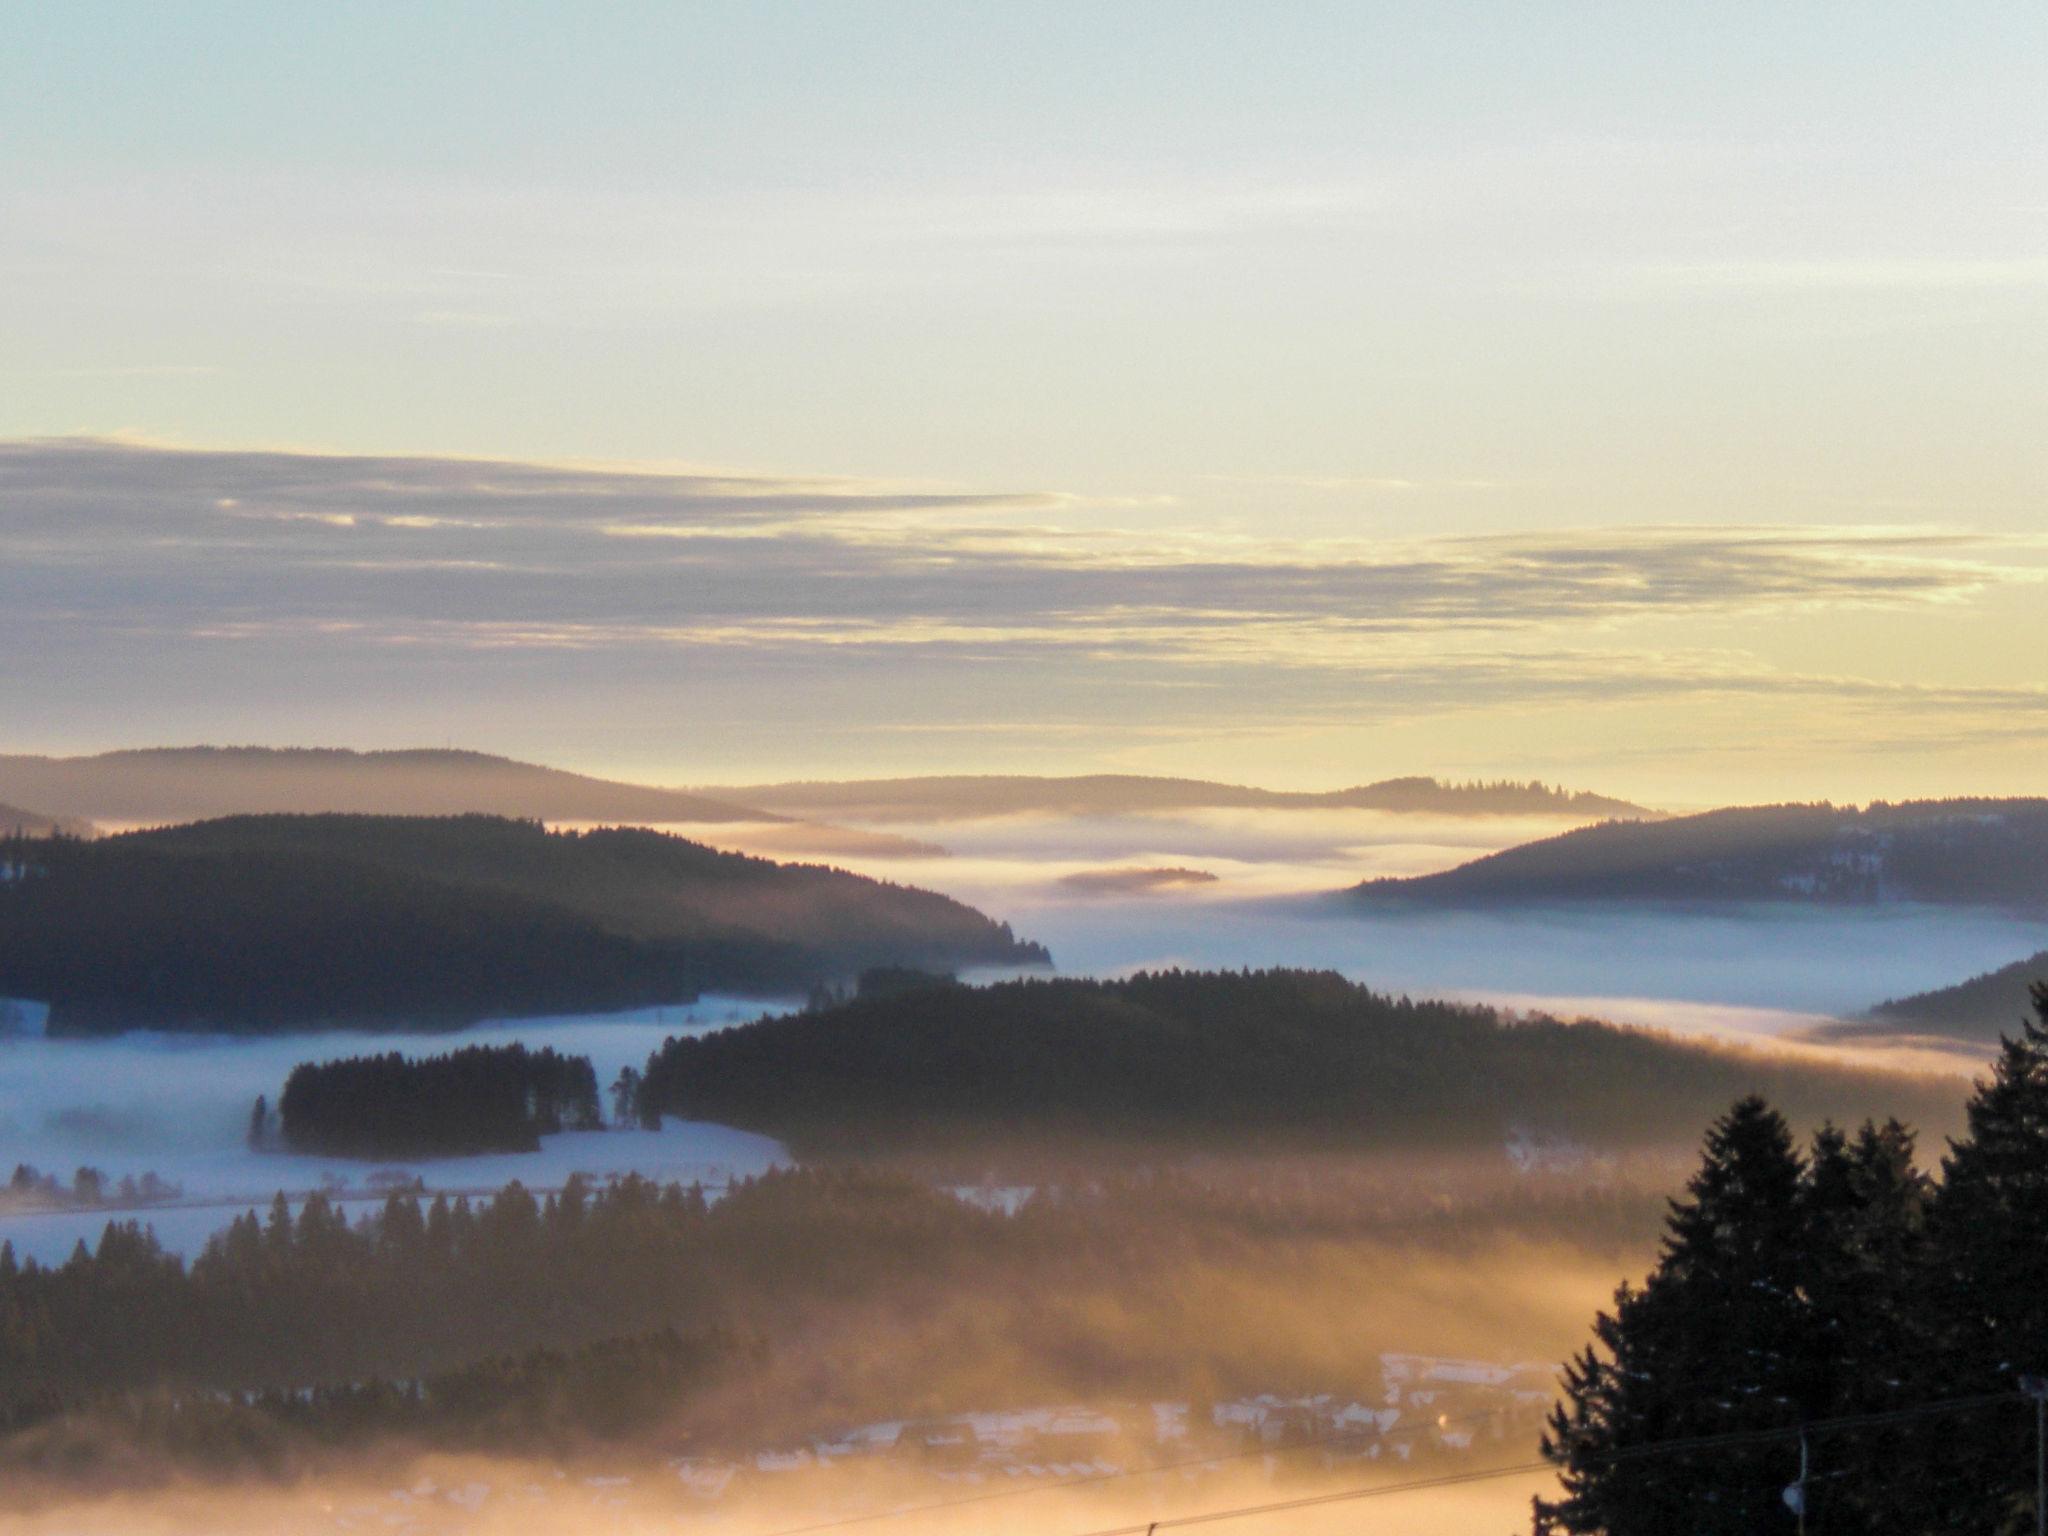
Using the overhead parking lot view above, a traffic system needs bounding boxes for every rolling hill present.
[706,773,1655,823]
[632,968,1964,1159]
[1351,799,2048,910]
[0,814,1047,1033]
[0,802,91,838]
[0,746,777,825]
[1845,951,2048,1042]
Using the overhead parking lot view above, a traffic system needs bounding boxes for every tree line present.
[0,1157,1663,1475]
[1539,983,2048,1535]
[277,1043,603,1157]
[628,968,1962,1160]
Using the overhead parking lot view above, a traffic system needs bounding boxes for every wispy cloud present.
[1,439,2038,764]
[1639,257,2048,292]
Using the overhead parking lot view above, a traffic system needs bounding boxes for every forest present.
[1356,798,2048,908]
[0,1156,1670,1477]
[277,1044,603,1157]
[629,968,1962,1161]
[1539,984,2048,1534]
[0,814,1047,1031]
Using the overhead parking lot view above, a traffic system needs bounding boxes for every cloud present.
[1639,257,2048,292]
[0,438,2039,761]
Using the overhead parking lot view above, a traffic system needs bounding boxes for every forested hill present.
[1352,799,2048,909]
[0,801,90,838]
[631,969,1960,1159]
[0,746,777,825]
[0,815,1047,1033]
[705,773,1655,823]
[1847,948,2048,1042]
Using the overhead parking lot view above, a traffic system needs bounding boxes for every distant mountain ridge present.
[0,813,1047,1033]
[705,773,1655,823]
[0,747,777,825]
[1353,799,2048,910]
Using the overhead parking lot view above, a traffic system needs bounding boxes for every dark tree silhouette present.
[279,1045,603,1157]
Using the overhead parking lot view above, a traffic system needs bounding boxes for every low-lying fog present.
[0,1455,1550,1536]
[5,805,2038,1265]
[727,805,2044,1028]
[9,806,2026,1531]
[0,999,791,1265]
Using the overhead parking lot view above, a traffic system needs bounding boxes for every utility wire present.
[742,1373,2029,1536]
[740,1397,1531,1536]
[1063,1388,2030,1536]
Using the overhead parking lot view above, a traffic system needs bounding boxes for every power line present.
[1061,1389,2030,1536]
[741,1381,2030,1536]
[1065,1459,1558,1536]
[740,1397,1533,1536]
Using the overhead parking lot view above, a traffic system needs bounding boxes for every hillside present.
[1846,952,2048,1042]
[0,746,778,825]
[631,968,1962,1159]
[0,815,1047,1033]
[1352,799,2048,909]
[0,802,91,838]
[706,773,1655,823]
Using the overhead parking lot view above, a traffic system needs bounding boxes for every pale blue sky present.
[2,4,2043,797]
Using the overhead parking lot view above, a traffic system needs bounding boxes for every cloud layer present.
[2,438,2041,783]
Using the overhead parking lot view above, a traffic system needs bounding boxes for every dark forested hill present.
[632,969,1960,1159]
[1352,799,2048,909]
[706,773,1655,823]
[0,815,1046,1033]
[1846,948,2048,1042]
[0,746,776,825]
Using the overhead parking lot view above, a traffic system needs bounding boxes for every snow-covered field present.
[0,996,795,1265]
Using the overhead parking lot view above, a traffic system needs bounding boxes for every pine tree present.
[1795,1118,1930,1532]
[1910,984,2048,1534]
[1537,1096,1813,1534]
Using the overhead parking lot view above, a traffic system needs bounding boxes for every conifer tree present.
[1538,1096,1813,1534]
[1912,984,2048,1534]
[1794,1118,1930,1531]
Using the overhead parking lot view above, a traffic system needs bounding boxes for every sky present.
[2,2,2043,803]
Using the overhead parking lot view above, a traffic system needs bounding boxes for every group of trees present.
[0,814,1047,1032]
[0,1158,1662,1475]
[3,1165,180,1212]
[277,1043,604,1157]
[629,969,1961,1161]
[1539,983,2048,1534]
[8,1327,740,1474]
[0,1170,925,1419]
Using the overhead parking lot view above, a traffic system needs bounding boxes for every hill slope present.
[1847,952,2048,1042]
[0,802,90,838]
[709,773,1654,823]
[0,814,1046,1033]
[0,747,776,825]
[1352,799,2048,909]
[633,968,1962,1159]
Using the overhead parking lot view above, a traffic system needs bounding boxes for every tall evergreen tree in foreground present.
[1908,982,2048,1533]
[1541,984,2048,1535]
[1537,1097,1812,1534]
